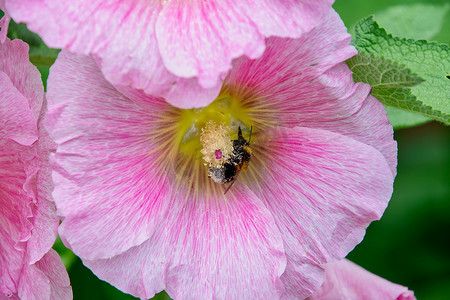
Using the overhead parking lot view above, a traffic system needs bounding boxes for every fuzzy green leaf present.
[346,52,437,128]
[352,17,450,125]
[368,3,449,128]
[347,52,423,89]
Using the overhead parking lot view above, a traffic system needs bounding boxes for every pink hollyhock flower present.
[45,11,396,299]
[309,259,416,300]
[4,0,333,108]
[0,38,72,299]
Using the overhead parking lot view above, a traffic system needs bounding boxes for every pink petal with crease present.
[46,51,171,259]
[85,182,286,299]
[163,76,222,109]
[156,0,266,87]
[0,141,34,296]
[34,250,72,300]
[0,71,38,145]
[6,0,333,108]
[247,126,394,298]
[26,98,59,264]
[308,259,416,300]
[0,38,43,119]
[0,38,71,299]
[157,0,333,87]
[226,11,396,176]
[18,250,72,300]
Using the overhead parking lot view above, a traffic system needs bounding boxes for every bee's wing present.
[224,168,241,195]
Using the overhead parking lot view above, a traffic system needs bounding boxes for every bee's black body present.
[221,127,251,183]
[208,126,252,187]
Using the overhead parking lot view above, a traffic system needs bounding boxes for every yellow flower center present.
[176,95,253,158]
[150,89,278,199]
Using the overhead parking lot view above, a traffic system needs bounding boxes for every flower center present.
[152,90,277,199]
[177,96,252,160]
[166,95,254,191]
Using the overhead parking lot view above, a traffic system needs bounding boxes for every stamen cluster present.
[200,121,233,168]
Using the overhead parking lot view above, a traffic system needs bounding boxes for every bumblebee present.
[207,126,252,192]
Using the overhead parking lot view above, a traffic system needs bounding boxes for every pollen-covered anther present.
[200,121,233,168]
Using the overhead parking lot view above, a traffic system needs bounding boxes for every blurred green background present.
[7,0,449,299]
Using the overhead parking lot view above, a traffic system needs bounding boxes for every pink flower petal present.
[34,250,73,300]
[0,39,59,265]
[280,257,325,300]
[0,141,33,295]
[156,0,266,87]
[246,126,394,298]
[46,51,171,259]
[290,57,396,176]
[308,259,416,300]
[1,37,71,299]
[225,11,396,176]
[0,39,41,297]
[17,263,51,300]
[244,0,334,37]
[115,73,223,109]
[226,10,356,106]
[84,182,286,299]
[0,38,44,145]
[225,12,359,128]
[26,98,59,264]
[4,0,181,107]
[0,38,43,120]
[157,0,332,87]
[5,0,333,108]
[163,76,222,109]
[0,71,38,145]
[18,250,72,300]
